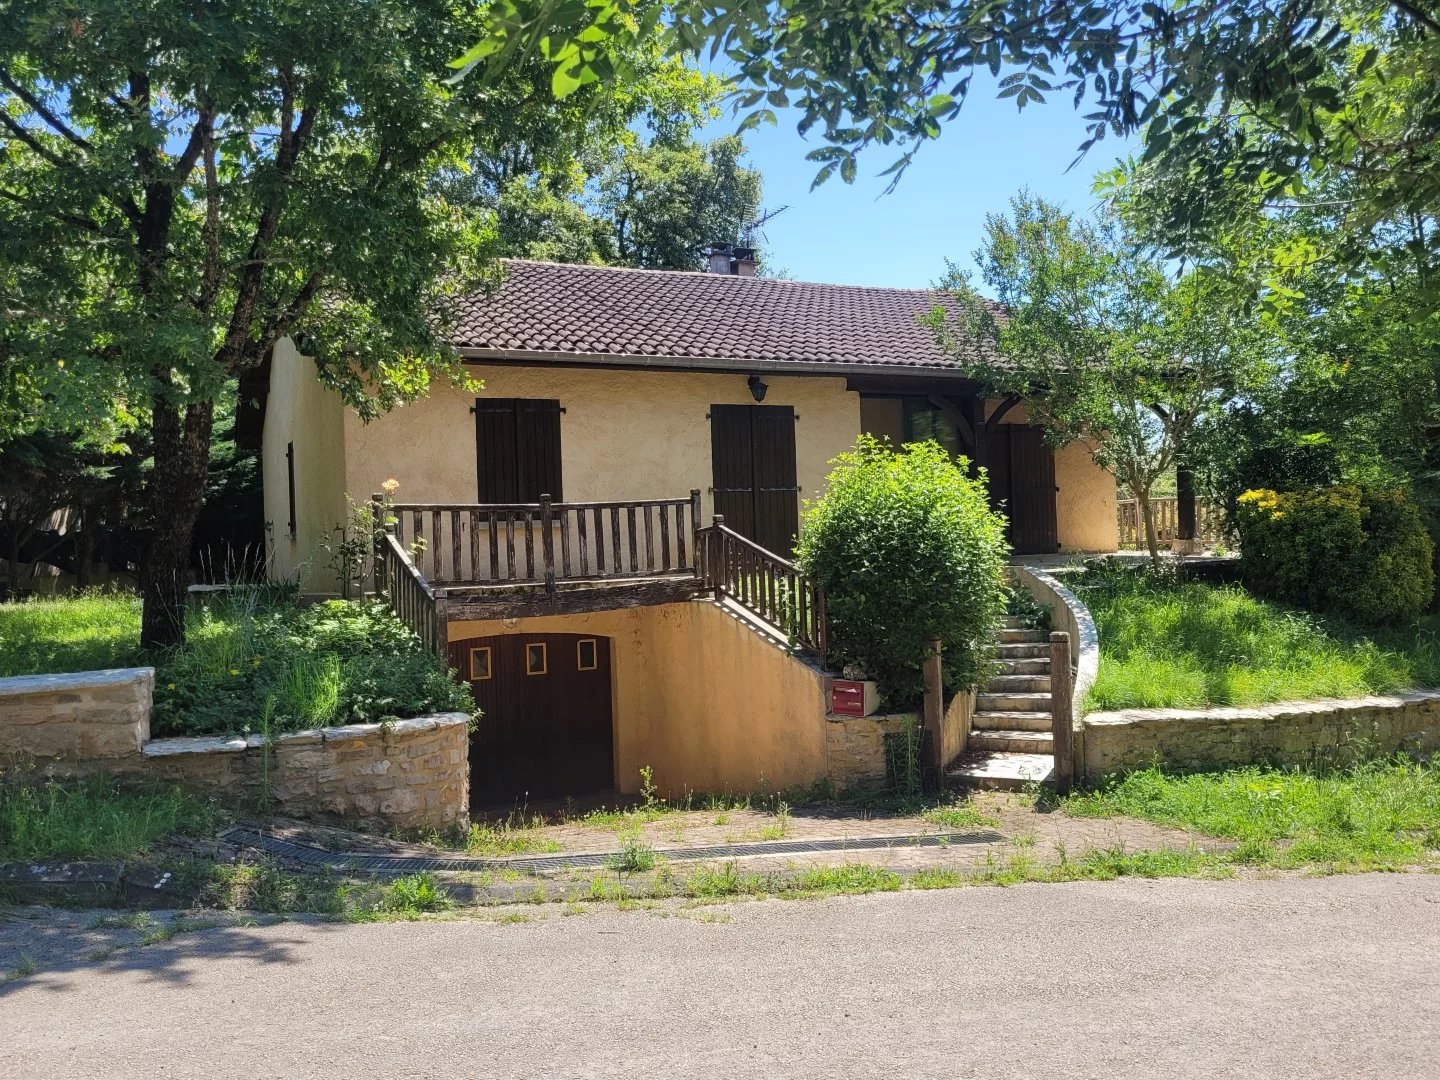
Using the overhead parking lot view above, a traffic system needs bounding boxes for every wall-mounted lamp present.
[747,374,768,403]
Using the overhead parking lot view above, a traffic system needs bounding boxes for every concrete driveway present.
[4,874,1439,1079]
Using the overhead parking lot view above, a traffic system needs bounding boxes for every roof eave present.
[454,346,977,380]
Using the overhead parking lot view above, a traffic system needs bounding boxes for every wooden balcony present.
[375,493,828,666]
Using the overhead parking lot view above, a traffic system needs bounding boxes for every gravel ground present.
[4,873,1439,1079]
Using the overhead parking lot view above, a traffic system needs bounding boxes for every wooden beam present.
[986,394,1022,429]
[926,394,976,450]
[441,576,700,620]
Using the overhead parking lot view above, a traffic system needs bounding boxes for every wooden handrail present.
[376,527,442,656]
[386,491,703,587]
[1116,496,1224,549]
[697,517,828,665]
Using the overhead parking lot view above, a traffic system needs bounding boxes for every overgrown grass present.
[0,591,143,677]
[0,774,217,861]
[1075,567,1440,711]
[1065,759,1440,870]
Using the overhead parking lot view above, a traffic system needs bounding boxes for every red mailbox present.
[831,679,879,717]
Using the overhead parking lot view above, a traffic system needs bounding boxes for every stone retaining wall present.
[824,712,914,791]
[0,668,152,762]
[1081,692,1440,782]
[0,668,469,832]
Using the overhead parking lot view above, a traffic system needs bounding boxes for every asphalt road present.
[4,874,1440,1079]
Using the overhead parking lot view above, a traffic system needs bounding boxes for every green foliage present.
[0,591,144,676]
[0,774,216,861]
[606,836,658,873]
[1075,564,1440,711]
[938,192,1274,563]
[1003,580,1052,633]
[1067,759,1440,870]
[376,872,454,915]
[151,596,474,737]
[796,437,1008,703]
[1236,487,1435,625]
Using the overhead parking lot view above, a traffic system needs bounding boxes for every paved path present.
[4,874,1440,1079]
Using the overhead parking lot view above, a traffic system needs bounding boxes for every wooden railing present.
[376,528,441,655]
[697,517,828,665]
[382,491,703,588]
[1116,496,1224,549]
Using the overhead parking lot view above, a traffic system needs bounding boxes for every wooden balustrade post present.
[922,637,944,789]
[540,494,556,594]
[710,514,725,597]
[1049,631,1074,794]
[371,493,385,597]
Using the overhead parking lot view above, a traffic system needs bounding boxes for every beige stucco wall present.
[449,599,832,797]
[984,399,1118,553]
[342,365,861,538]
[261,339,347,589]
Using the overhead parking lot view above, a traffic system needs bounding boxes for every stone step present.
[976,691,1052,712]
[996,657,1051,676]
[947,751,1054,791]
[996,628,1048,644]
[983,674,1052,693]
[999,615,1025,629]
[968,729,1055,754]
[996,642,1050,659]
[972,709,1054,732]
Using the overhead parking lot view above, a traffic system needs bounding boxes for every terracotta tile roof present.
[447,259,1003,372]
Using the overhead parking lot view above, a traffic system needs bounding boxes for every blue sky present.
[714,83,1139,289]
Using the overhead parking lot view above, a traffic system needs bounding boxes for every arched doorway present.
[448,633,614,809]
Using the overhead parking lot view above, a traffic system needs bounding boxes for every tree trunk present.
[1135,484,1162,568]
[140,398,215,648]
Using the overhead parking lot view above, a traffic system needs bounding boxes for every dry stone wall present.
[0,668,469,833]
[1081,692,1440,783]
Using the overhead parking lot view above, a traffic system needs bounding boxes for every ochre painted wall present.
[261,340,347,590]
[340,365,862,537]
[983,399,1118,553]
[447,600,831,797]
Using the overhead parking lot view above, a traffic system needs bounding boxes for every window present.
[525,642,548,676]
[576,639,597,671]
[474,398,563,502]
[468,646,492,681]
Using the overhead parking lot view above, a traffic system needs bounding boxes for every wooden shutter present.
[475,398,562,502]
[750,405,799,556]
[710,405,756,540]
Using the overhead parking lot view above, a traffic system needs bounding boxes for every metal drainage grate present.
[221,827,1004,875]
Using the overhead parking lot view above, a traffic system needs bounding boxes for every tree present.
[466,1,1440,276]
[0,0,563,645]
[937,193,1275,563]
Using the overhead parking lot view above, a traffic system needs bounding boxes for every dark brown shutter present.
[710,405,757,540]
[475,398,562,502]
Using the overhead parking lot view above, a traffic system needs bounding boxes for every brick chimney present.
[705,244,757,277]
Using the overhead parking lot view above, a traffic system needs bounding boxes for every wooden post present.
[1176,464,1197,550]
[923,636,944,787]
[1049,630,1074,794]
[371,493,385,597]
[689,489,703,573]
[710,514,725,597]
[540,494,556,594]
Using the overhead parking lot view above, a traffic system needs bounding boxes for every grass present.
[463,813,563,857]
[0,774,218,861]
[0,591,143,677]
[1075,569,1440,711]
[1065,759,1440,870]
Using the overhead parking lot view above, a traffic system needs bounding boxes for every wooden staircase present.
[947,616,1056,790]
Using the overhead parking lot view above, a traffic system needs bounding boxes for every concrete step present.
[983,674,1052,693]
[999,615,1025,629]
[976,691,1052,712]
[996,642,1049,659]
[996,657,1051,676]
[947,751,1054,791]
[971,710,1054,733]
[997,628,1048,644]
[968,729,1055,753]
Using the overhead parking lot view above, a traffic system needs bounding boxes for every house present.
[261,253,1117,806]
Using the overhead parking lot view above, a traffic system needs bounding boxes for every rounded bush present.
[796,437,1010,704]
[1235,485,1434,624]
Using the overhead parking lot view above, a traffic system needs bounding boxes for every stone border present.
[1081,691,1440,782]
[1010,564,1100,719]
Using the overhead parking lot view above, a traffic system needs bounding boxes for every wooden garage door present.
[450,633,613,808]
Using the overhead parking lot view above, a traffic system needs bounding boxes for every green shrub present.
[1236,486,1434,624]
[152,595,473,736]
[795,437,1009,704]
